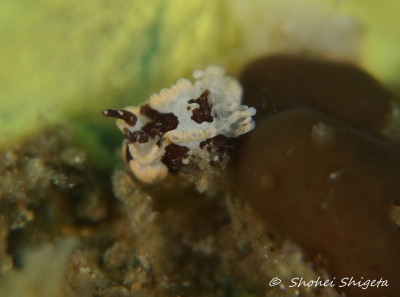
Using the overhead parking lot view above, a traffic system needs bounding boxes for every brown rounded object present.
[237,109,400,297]
[239,55,395,137]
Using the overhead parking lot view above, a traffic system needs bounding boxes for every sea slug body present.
[104,66,256,184]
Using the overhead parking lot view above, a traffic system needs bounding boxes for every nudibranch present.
[104,66,256,184]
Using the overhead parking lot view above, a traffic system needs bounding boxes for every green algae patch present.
[2,0,398,153]
[0,0,242,148]
[340,0,400,87]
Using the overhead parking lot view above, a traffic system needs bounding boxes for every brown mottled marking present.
[122,128,149,144]
[123,144,133,162]
[103,109,137,126]
[161,143,190,173]
[140,104,179,139]
[199,135,231,154]
[133,131,150,144]
[188,90,214,124]
[140,104,163,120]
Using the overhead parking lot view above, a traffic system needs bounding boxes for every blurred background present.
[0,0,399,163]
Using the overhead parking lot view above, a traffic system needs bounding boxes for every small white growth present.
[107,66,256,184]
[311,121,333,145]
[327,170,344,181]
